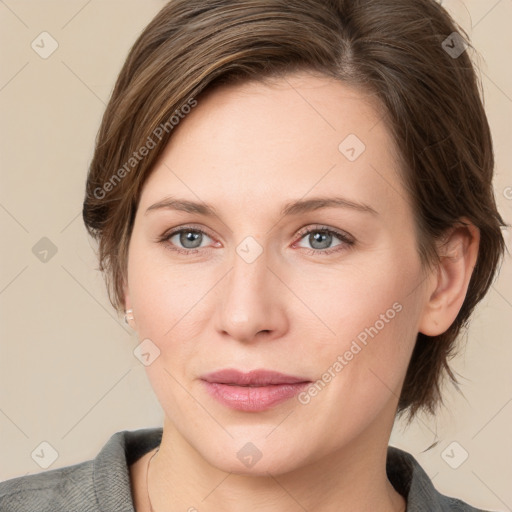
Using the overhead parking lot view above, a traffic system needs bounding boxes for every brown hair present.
[82,0,507,420]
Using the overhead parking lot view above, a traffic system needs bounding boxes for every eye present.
[158,224,354,256]
[159,225,217,254]
[293,225,354,255]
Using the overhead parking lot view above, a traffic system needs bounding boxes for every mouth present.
[200,368,311,412]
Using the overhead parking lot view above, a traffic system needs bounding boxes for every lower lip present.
[201,381,310,412]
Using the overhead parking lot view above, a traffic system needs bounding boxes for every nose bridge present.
[227,240,270,314]
[228,242,268,299]
[214,237,286,340]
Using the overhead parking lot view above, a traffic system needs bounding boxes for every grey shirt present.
[0,427,490,511]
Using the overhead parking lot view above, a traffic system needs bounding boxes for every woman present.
[0,0,506,510]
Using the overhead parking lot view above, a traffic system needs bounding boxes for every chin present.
[197,437,310,477]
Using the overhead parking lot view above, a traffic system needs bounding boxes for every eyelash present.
[158,224,355,256]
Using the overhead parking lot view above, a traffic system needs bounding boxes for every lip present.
[201,368,309,386]
[200,369,311,412]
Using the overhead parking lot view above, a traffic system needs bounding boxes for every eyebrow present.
[145,195,378,217]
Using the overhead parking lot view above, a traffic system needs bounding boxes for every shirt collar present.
[92,427,462,512]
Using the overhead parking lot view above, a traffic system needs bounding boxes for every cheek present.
[127,239,201,332]
[126,248,210,425]
[293,243,424,404]
[127,244,220,382]
[289,243,421,347]
[295,290,421,449]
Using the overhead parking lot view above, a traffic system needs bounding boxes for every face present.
[124,72,433,475]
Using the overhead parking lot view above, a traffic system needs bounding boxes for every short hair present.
[82,0,506,421]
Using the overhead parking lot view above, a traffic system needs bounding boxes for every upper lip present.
[201,369,311,386]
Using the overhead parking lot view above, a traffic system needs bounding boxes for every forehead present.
[140,72,407,220]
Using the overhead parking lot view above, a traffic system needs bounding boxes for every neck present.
[144,416,406,512]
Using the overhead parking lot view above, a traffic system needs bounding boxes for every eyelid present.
[294,224,354,243]
[160,224,216,241]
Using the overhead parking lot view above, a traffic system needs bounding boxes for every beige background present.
[0,0,511,510]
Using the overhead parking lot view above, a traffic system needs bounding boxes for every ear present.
[418,218,480,336]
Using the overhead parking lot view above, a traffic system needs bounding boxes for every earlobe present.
[122,279,136,329]
[124,308,135,326]
[418,219,480,337]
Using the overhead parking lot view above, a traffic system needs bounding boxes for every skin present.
[124,71,479,512]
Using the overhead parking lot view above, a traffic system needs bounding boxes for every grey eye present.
[169,229,212,249]
[296,230,343,251]
[309,231,335,250]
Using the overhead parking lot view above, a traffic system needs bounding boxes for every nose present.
[213,242,289,344]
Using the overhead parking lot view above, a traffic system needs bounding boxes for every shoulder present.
[387,446,492,512]
[0,427,162,512]
[0,460,95,512]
